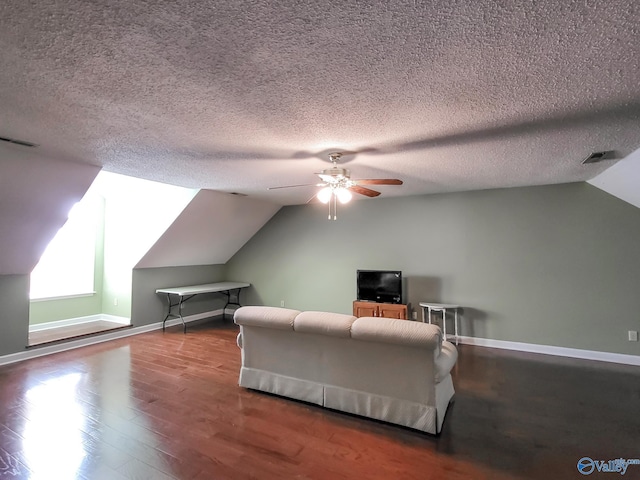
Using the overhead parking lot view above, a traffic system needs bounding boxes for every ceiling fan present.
[268,153,403,219]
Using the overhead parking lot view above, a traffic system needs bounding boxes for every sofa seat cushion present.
[351,317,442,348]
[234,306,300,330]
[434,341,458,383]
[294,311,356,337]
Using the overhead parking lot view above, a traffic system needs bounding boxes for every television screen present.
[357,270,402,304]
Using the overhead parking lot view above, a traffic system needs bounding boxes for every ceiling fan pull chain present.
[333,192,337,220]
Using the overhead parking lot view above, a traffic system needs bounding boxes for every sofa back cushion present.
[351,317,442,348]
[294,311,356,338]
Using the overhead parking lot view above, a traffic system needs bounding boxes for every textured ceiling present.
[1,0,639,205]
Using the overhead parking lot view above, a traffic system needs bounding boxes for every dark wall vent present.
[582,151,615,164]
[0,135,38,147]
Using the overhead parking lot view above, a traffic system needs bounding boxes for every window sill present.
[30,292,97,302]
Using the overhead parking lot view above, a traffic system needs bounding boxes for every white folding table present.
[156,282,250,333]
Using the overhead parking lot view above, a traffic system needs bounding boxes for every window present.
[30,193,101,300]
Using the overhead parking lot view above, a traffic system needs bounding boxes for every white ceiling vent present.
[582,151,615,164]
[0,135,38,147]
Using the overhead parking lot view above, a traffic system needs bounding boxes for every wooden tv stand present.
[353,301,408,320]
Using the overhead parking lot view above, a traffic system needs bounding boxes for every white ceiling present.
[1,0,639,205]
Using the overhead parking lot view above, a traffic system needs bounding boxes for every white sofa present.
[234,306,458,434]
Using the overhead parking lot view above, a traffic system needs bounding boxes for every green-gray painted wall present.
[29,295,103,325]
[226,183,640,356]
[0,275,30,356]
[131,264,227,328]
[3,182,639,360]
[0,265,227,357]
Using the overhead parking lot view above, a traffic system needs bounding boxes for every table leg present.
[162,293,175,332]
[162,294,190,333]
[221,290,230,321]
[178,297,186,333]
[222,288,244,322]
[441,309,447,341]
[454,308,459,345]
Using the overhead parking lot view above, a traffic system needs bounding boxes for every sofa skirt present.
[239,366,453,434]
[239,366,324,405]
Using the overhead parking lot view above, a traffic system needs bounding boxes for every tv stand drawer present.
[353,301,408,320]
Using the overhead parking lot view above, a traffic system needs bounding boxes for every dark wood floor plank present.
[1,320,639,479]
[0,445,31,480]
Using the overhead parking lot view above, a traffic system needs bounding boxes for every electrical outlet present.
[113,297,118,306]
[280,300,285,307]
[629,330,638,342]
[412,311,417,320]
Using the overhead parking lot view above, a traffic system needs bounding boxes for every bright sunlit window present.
[30,193,101,300]
[29,170,197,302]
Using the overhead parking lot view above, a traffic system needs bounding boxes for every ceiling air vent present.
[0,135,38,147]
[582,151,615,164]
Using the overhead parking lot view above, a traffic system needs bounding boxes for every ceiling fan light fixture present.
[268,152,403,219]
[317,187,332,204]
[335,187,352,204]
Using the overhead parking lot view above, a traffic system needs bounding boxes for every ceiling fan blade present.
[353,179,403,186]
[306,193,321,204]
[268,183,322,190]
[350,185,381,197]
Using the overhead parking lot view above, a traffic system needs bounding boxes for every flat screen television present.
[356,270,402,304]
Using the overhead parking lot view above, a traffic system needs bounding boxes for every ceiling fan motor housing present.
[320,167,350,183]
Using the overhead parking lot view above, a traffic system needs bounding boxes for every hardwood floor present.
[1,321,639,479]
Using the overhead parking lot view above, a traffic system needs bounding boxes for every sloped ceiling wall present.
[0,141,279,275]
[588,148,640,209]
[136,190,280,268]
[0,143,100,274]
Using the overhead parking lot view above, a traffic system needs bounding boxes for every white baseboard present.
[457,336,640,367]
[163,309,225,327]
[6,314,639,368]
[29,314,131,332]
[1,309,227,366]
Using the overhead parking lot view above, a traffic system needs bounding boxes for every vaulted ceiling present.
[1,0,639,205]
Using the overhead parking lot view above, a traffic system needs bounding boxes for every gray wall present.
[0,275,30,356]
[226,183,640,356]
[0,265,227,357]
[131,264,228,327]
[3,182,639,359]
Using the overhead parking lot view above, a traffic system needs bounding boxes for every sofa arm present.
[434,341,458,383]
